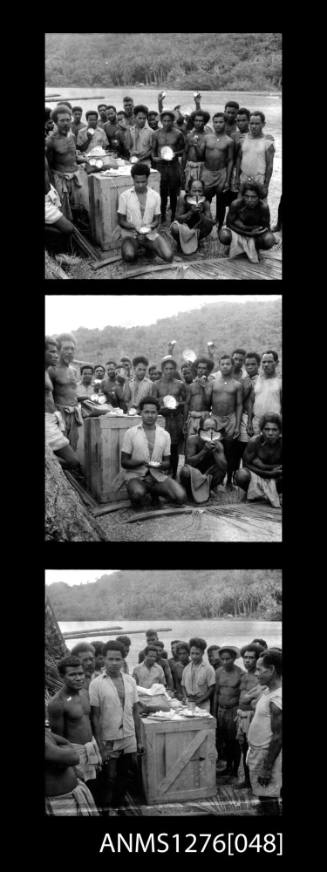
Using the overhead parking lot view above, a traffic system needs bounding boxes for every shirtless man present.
[236,108,250,140]
[70,642,96,690]
[152,357,187,478]
[201,113,234,228]
[45,337,81,472]
[181,363,194,385]
[219,181,274,257]
[213,646,243,779]
[101,360,126,410]
[184,356,214,437]
[224,101,240,139]
[182,111,210,190]
[45,727,99,816]
[45,107,88,221]
[48,333,83,451]
[206,354,242,488]
[181,416,227,499]
[221,101,243,218]
[232,349,246,381]
[235,414,282,507]
[151,111,185,222]
[239,352,261,447]
[48,655,101,794]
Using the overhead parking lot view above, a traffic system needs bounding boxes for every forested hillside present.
[45,33,282,91]
[62,299,282,368]
[47,569,282,621]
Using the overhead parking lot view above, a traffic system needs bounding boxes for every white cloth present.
[253,376,282,430]
[71,737,102,782]
[248,686,282,747]
[121,423,171,482]
[247,470,280,508]
[45,185,63,224]
[45,411,69,451]
[240,133,275,185]
[118,187,161,236]
[239,411,249,443]
[247,685,282,797]
[228,228,259,263]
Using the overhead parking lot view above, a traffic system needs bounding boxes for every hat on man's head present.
[189,110,210,126]
[160,110,176,122]
[219,646,240,659]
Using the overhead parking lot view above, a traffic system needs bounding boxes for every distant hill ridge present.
[47,569,282,621]
[57,299,281,369]
[45,33,282,90]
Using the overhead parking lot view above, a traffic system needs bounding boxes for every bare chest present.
[64,692,90,721]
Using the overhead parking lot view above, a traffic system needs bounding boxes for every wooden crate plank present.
[157,730,208,795]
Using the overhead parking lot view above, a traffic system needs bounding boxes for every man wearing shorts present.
[89,641,143,814]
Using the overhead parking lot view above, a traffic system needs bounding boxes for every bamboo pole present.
[63,626,172,640]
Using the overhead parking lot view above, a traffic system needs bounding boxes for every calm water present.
[60,619,282,672]
[46,87,282,221]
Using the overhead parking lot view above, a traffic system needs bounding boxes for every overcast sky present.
[45,295,280,334]
[45,570,117,587]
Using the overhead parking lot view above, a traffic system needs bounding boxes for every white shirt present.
[89,672,138,742]
[248,685,282,748]
[121,423,170,481]
[118,186,161,232]
[253,375,281,419]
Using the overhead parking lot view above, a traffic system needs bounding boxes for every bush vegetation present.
[46,33,282,91]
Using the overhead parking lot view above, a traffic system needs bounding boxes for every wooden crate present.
[88,170,161,251]
[84,414,164,503]
[140,716,217,805]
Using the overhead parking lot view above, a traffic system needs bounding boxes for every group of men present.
[45,629,282,816]
[45,336,282,510]
[45,93,280,264]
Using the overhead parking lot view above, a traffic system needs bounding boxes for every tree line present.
[46,33,282,91]
[61,299,282,370]
[47,569,282,622]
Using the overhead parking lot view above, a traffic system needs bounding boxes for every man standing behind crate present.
[89,641,143,814]
[181,637,216,711]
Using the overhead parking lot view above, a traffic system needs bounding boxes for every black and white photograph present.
[43,29,285,852]
[45,569,282,817]
[45,32,282,281]
[45,294,282,542]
